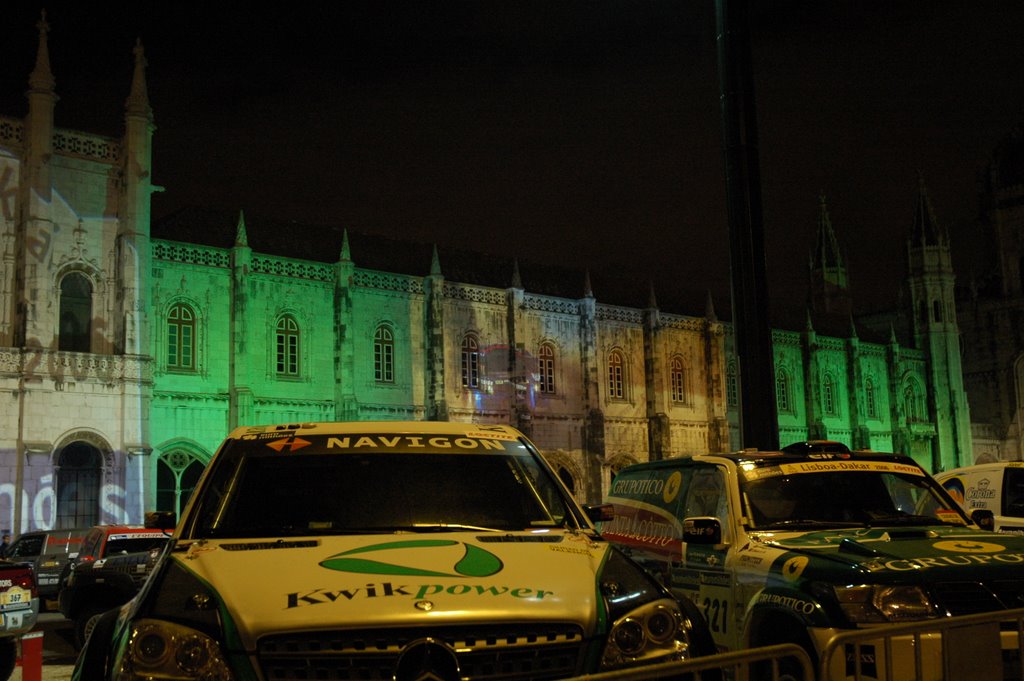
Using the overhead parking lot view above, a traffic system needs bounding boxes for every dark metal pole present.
[715,0,779,450]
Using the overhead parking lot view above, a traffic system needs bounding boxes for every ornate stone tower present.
[905,178,972,471]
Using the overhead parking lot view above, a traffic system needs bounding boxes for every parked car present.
[933,461,1024,533]
[5,528,88,605]
[58,524,173,647]
[601,440,1024,681]
[73,421,713,681]
[0,560,39,681]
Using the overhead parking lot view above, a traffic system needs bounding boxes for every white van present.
[933,462,1024,533]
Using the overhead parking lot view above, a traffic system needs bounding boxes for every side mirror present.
[585,504,615,523]
[683,516,722,545]
[146,511,176,531]
[971,509,995,531]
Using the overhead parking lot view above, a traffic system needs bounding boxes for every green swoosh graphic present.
[320,539,504,577]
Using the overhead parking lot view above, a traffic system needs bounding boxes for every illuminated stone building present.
[957,125,1024,462]
[0,22,976,533]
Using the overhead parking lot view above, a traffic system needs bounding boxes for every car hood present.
[753,524,1024,575]
[171,531,610,649]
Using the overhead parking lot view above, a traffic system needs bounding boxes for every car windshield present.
[104,536,170,556]
[740,460,968,530]
[187,432,578,538]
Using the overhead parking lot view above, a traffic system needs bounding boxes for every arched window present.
[608,350,625,400]
[275,315,300,377]
[538,343,555,394]
[865,377,878,419]
[822,373,838,416]
[933,300,943,323]
[59,273,92,352]
[903,381,925,422]
[157,450,206,519]
[461,334,480,389]
[670,356,687,404]
[56,442,101,528]
[776,368,791,412]
[167,303,196,371]
[374,325,394,383]
[726,361,738,407]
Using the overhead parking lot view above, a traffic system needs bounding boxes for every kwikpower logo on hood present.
[320,539,503,577]
[287,540,556,609]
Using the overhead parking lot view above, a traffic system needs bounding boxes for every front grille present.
[258,623,586,681]
[932,580,1024,616]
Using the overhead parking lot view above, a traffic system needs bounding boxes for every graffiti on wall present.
[0,474,130,534]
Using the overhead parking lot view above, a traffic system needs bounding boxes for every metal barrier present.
[562,642,813,680]
[819,607,1024,681]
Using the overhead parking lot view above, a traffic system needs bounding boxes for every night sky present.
[2,2,1023,318]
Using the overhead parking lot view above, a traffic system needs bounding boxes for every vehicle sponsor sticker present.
[107,532,167,541]
[745,460,924,480]
[0,586,30,609]
[932,540,1005,553]
[781,556,809,581]
[781,461,924,476]
[320,539,504,578]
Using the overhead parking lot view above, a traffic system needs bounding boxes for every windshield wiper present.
[862,514,949,527]
[404,523,506,533]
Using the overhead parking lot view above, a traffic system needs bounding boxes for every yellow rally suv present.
[73,421,714,681]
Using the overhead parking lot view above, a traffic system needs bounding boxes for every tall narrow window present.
[59,273,92,352]
[903,382,924,422]
[608,350,625,400]
[374,325,394,383]
[726,362,738,407]
[670,356,687,403]
[822,373,837,415]
[461,334,480,389]
[56,442,101,528]
[167,303,195,371]
[276,315,300,377]
[776,369,791,412]
[865,377,878,419]
[538,343,555,394]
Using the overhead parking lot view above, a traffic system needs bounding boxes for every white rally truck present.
[72,421,714,681]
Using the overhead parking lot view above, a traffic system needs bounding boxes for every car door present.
[678,464,735,650]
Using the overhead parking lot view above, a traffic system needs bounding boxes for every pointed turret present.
[808,194,851,316]
[28,11,55,93]
[125,39,153,121]
[583,270,593,298]
[705,289,717,322]
[647,281,658,309]
[911,175,947,248]
[430,244,442,276]
[25,11,57,202]
[340,229,351,262]
[510,259,522,289]
[234,211,248,247]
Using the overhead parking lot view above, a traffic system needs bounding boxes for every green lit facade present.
[0,24,979,534]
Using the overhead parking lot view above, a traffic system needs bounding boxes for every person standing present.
[0,534,10,559]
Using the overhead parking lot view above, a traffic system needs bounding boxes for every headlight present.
[601,598,690,669]
[115,619,233,681]
[834,584,939,623]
